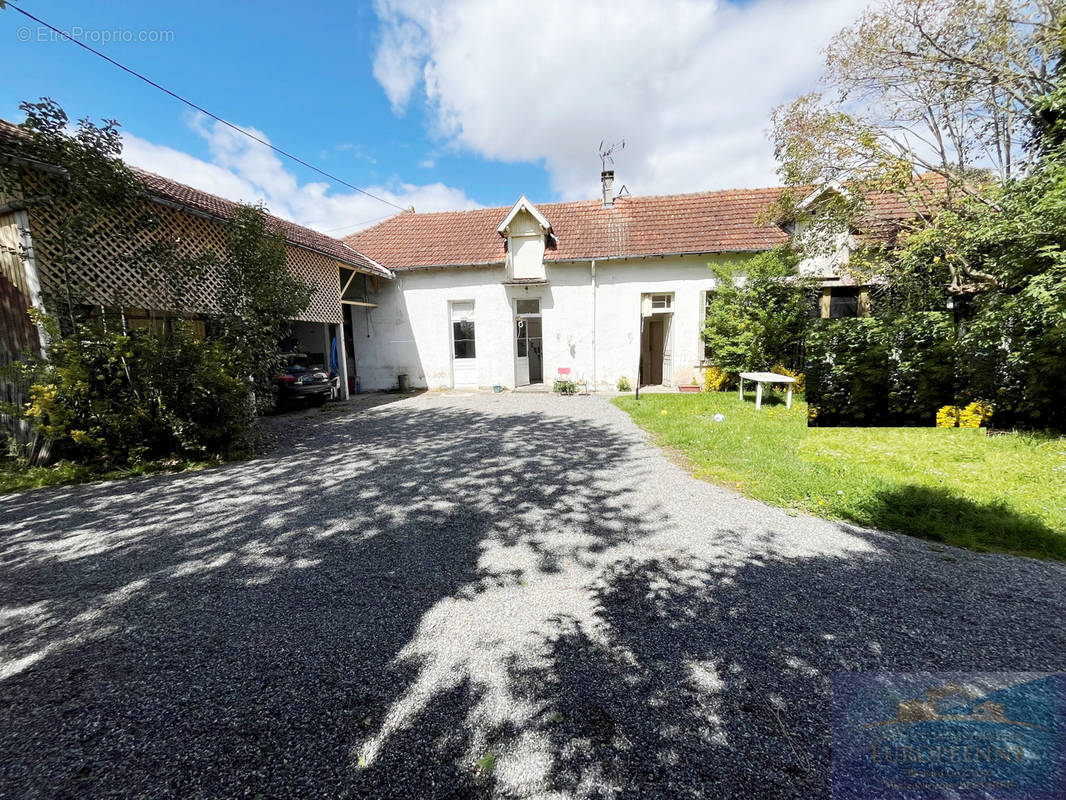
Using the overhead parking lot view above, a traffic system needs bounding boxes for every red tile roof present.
[856,174,948,246]
[345,188,790,270]
[132,169,390,277]
[0,119,389,278]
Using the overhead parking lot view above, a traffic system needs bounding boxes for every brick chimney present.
[601,169,615,208]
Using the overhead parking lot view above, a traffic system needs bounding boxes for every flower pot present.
[678,384,700,393]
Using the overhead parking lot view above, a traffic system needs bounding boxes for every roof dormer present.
[498,196,550,284]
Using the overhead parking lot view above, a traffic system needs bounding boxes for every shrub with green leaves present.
[553,377,578,395]
[806,314,957,426]
[805,319,891,425]
[887,312,956,424]
[216,205,313,413]
[21,314,252,466]
[702,247,813,373]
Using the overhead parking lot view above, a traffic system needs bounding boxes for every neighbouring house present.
[0,119,392,408]
[344,173,786,391]
[790,175,948,320]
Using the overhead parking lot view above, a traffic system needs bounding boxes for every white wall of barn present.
[350,253,748,391]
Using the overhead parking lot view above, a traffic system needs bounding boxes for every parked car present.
[275,353,331,407]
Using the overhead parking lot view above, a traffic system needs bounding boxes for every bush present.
[959,400,995,428]
[936,401,994,428]
[805,318,891,425]
[617,376,631,392]
[702,247,813,373]
[806,315,957,426]
[936,406,960,428]
[887,313,956,424]
[20,317,253,467]
[770,363,805,394]
[703,366,734,392]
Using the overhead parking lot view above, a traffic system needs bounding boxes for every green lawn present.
[614,391,1066,560]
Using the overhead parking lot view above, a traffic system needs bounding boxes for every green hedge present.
[806,314,955,426]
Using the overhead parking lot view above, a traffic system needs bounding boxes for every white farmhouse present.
[344,172,791,392]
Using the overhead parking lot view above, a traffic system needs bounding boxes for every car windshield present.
[283,355,316,372]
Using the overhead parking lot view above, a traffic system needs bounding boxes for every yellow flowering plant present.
[703,366,733,392]
[936,405,960,427]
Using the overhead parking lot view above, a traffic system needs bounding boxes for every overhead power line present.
[5,2,409,214]
[319,213,397,234]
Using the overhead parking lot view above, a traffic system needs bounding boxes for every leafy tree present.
[896,140,1066,426]
[3,99,314,465]
[769,0,1065,286]
[773,0,1063,188]
[2,99,159,330]
[702,248,814,373]
[215,205,313,412]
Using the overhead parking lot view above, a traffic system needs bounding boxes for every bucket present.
[398,373,410,392]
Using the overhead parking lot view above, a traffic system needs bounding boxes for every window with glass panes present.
[702,290,715,360]
[450,301,476,359]
[828,288,860,318]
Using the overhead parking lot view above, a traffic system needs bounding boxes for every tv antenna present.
[599,139,625,171]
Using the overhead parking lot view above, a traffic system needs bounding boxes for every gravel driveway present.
[2,391,1064,799]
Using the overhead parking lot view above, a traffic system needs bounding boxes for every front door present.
[514,298,542,386]
[450,300,477,387]
[516,317,530,386]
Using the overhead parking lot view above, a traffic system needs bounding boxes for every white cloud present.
[120,116,481,235]
[373,0,871,199]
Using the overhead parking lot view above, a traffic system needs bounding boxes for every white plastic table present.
[739,371,796,410]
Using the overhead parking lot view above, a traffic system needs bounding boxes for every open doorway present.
[515,298,543,386]
[639,293,673,387]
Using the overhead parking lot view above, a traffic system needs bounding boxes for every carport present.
[282,241,392,400]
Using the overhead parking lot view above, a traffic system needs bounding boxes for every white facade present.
[350,242,748,391]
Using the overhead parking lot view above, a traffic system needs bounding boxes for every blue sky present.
[1,0,870,234]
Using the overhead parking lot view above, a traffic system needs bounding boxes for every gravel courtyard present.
[2,391,1064,799]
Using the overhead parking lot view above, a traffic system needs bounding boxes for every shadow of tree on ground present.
[1,394,1064,799]
[0,396,659,798]
[847,483,1066,559]
[507,532,1066,798]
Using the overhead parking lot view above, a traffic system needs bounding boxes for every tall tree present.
[770,0,1065,294]
[774,1,1064,192]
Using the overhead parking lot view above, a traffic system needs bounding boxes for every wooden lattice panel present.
[286,247,343,323]
[14,169,342,324]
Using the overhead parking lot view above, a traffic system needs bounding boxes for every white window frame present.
[649,292,673,311]
[449,300,476,360]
